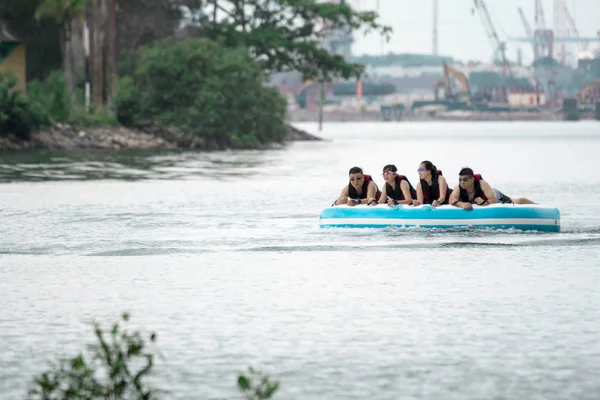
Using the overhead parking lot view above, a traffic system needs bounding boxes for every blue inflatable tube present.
[319,204,561,232]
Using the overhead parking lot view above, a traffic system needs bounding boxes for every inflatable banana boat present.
[319,203,561,232]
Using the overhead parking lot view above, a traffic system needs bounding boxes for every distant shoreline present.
[287,108,598,123]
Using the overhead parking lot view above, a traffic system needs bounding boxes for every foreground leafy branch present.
[238,367,280,400]
[27,312,157,399]
[27,313,280,399]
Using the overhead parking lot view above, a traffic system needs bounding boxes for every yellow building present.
[0,22,26,91]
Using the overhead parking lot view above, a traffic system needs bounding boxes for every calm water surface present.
[1,121,600,399]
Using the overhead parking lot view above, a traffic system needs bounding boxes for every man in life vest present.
[449,167,535,210]
[415,160,451,206]
[377,164,416,206]
[333,166,381,206]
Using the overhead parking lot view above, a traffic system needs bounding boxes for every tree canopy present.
[0,0,392,148]
[192,0,391,80]
[116,38,288,148]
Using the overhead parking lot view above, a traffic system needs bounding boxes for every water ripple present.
[2,122,600,400]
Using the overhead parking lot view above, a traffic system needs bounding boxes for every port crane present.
[472,0,515,81]
[518,7,537,59]
[563,4,588,53]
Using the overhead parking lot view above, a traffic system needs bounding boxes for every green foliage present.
[71,105,120,127]
[26,70,119,128]
[34,0,88,25]
[0,72,43,139]
[28,312,158,400]
[4,0,366,147]
[114,75,140,127]
[118,54,137,78]
[193,0,391,81]
[118,37,288,148]
[27,70,70,124]
[25,312,281,399]
[238,367,280,400]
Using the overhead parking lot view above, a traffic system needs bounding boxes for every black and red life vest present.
[348,174,382,201]
[420,170,452,204]
[459,174,488,203]
[385,174,417,201]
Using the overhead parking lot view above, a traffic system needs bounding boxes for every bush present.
[27,70,70,125]
[27,313,280,400]
[70,104,120,127]
[28,70,119,128]
[114,75,140,126]
[117,37,288,148]
[27,313,157,400]
[0,72,43,139]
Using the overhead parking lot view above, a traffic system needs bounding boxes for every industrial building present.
[0,21,26,92]
[286,0,600,119]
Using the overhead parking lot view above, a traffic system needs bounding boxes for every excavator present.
[579,81,600,105]
[433,63,485,104]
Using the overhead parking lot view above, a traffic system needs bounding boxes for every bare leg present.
[512,197,536,204]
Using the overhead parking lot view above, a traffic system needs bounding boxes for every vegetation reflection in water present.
[27,313,280,400]
[0,149,279,182]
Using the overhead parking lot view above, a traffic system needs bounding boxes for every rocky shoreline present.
[0,123,323,151]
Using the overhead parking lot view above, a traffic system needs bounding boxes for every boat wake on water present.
[239,224,600,252]
[243,235,600,252]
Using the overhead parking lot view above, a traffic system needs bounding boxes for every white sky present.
[349,0,600,64]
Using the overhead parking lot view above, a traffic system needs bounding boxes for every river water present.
[1,121,600,399]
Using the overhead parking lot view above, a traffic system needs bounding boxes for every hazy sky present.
[349,0,600,64]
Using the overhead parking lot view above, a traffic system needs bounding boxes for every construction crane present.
[518,8,533,38]
[472,0,515,81]
[535,0,546,31]
[534,0,550,58]
[518,7,537,59]
[563,4,588,53]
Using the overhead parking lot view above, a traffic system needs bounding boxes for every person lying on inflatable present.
[378,164,416,206]
[414,160,452,207]
[333,166,381,206]
[449,167,535,210]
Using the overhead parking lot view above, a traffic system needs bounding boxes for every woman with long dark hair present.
[415,160,451,206]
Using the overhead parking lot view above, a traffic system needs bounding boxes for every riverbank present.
[0,123,323,151]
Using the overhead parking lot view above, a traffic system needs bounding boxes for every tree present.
[34,0,87,109]
[117,0,191,55]
[117,37,288,148]
[84,0,118,113]
[190,0,392,81]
